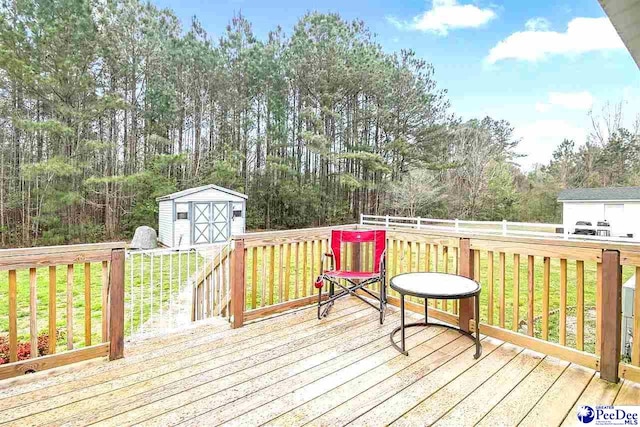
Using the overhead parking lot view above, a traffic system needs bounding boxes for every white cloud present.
[388,0,496,36]
[524,17,550,32]
[486,17,625,64]
[535,102,551,113]
[536,91,594,112]
[515,120,587,169]
[548,91,594,110]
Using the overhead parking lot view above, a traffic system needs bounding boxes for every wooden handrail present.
[0,242,126,379]
[0,241,127,271]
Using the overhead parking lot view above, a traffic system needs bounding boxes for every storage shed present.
[156,184,247,247]
[558,187,640,240]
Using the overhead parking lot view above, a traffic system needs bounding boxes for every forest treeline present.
[0,0,638,247]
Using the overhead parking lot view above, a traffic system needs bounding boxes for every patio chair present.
[314,229,387,324]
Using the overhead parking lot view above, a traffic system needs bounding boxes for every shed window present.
[232,203,243,218]
[175,203,189,220]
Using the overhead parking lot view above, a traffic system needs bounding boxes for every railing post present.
[385,215,390,228]
[231,238,245,329]
[454,218,459,232]
[600,249,622,382]
[502,219,507,236]
[108,248,125,361]
[458,238,475,333]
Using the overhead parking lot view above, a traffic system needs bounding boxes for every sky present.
[152,0,640,170]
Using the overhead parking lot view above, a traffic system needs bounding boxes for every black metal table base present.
[389,295,482,359]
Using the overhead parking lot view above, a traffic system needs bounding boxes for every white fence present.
[124,241,230,338]
[360,214,639,243]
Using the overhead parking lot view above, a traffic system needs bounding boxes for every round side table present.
[389,272,482,359]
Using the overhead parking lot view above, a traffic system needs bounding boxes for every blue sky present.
[152,0,640,170]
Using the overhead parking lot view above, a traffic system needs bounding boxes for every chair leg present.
[317,287,322,320]
[379,284,385,324]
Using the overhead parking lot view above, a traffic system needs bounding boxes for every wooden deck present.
[0,297,638,427]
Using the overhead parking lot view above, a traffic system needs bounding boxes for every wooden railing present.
[227,224,640,384]
[192,242,232,321]
[0,242,126,379]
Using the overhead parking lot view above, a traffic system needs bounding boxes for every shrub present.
[0,331,58,364]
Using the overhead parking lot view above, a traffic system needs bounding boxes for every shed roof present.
[558,187,640,201]
[156,184,248,202]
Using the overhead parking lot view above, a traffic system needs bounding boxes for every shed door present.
[212,202,229,242]
[193,203,212,244]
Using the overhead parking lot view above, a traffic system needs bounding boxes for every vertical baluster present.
[302,241,308,298]
[559,258,567,346]
[294,242,300,300]
[434,245,439,308]
[453,246,459,314]
[8,270,17,362]
[251,247,258,308]
[101,261,108,343]
[512,254,520,332]
[225,250,231,319]
[279,244,284,303]
[159,254,164,317]
[499,252,506,328]
[139,254,144,334]
[130,253,135,336]
[269,245,275,305]
[424,242,430,272]
[150,254,154,323]
[596,262,602,356]
[169,252,173,316]
[487,251,494,325]
[393,239,399,278]
[310,241,316,298]
[527,255,535,337]
[442,246,448,312]
[576,260,584,350]
[66,265,74,350]
[284,243,291,302]
[84,263,91,346]
[542,257,550,341]
[195,250,200,319]
[261,246,266,307]
[30,268,37,358]
[49,266,57,354]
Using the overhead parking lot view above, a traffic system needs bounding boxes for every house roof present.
[558,187,640,201]
[156,184,248,202]
[599,0,640,69]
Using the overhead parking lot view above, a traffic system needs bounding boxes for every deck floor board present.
[0,297,638,427]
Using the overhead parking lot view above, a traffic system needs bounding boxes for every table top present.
[390,272,480,299]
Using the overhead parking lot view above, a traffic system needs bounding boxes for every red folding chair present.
[314,229,387,324]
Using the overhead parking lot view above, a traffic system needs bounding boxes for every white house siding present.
[562,201,640,239]
[158,200,173,246]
